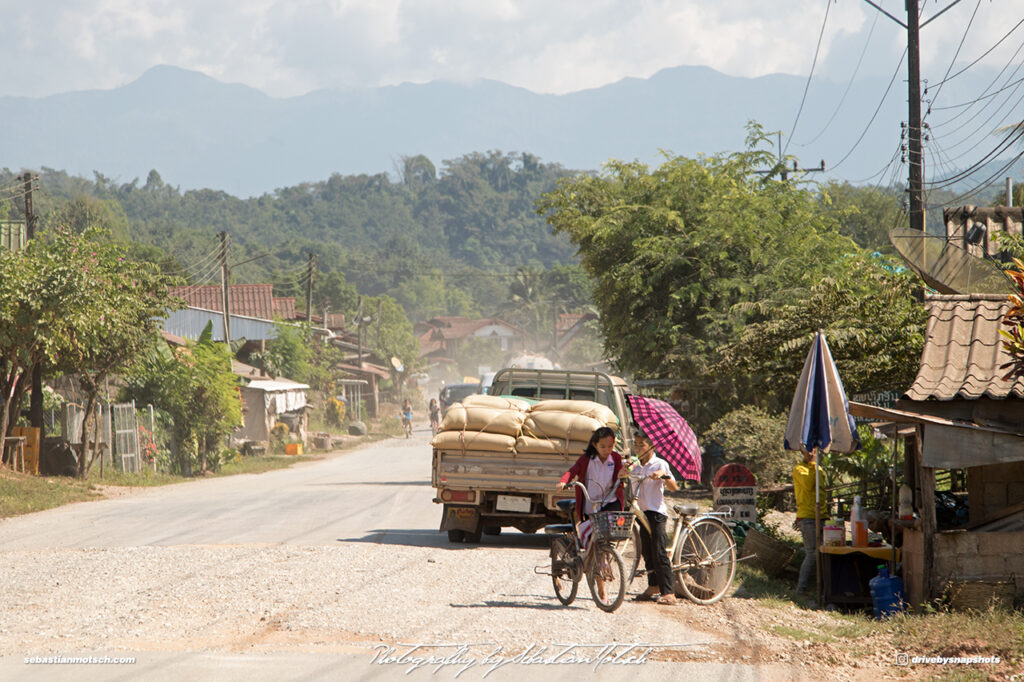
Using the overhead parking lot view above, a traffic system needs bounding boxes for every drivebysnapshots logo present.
[894,652,1000,666]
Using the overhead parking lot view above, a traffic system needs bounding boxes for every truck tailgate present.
[434,449,574,494]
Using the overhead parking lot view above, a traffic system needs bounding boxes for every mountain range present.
[1,63,1020,197]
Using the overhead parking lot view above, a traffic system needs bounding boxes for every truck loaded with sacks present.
[431,369,638,543]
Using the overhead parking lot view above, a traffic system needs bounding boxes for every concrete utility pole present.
[220,232,231,346]
[305,253,316,325]
[907,0,924,233]
[860,0,962,233]
[24,173,43,433]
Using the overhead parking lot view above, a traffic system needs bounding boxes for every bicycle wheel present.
[617,523,642,585]
[586,543,626,613]
[551,537,580,606]
[673,518,736,605]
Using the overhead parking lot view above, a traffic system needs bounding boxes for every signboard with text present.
[712,463,757,521]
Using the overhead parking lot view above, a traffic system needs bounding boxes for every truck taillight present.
[440,489,475,503]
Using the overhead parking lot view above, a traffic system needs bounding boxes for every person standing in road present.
[792,449,827,595]
[428,399,441,435]
[631,430,678,606]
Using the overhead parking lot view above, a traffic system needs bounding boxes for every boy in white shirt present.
[631,430,679,605]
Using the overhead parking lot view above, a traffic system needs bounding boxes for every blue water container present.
[869,565,905,619]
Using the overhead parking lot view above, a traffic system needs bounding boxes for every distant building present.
[415,316,528,362]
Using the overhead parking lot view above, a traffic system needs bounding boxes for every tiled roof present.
[169,284,277,320]
[272,297,296,319]
[906,294,1024,401]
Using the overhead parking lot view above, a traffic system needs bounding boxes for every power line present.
[783,0,833,156]
[929,14,1024,88]
[797,10,879,147]
[924,0,982,112]
[829,47,908,172]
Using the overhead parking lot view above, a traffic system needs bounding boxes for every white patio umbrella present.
[784,331,860,601]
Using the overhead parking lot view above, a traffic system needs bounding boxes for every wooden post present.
[916,426,936,604]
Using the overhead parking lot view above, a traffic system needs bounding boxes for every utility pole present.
[376,299,382,349]
[220,232,231,346]
[24,173,43,433]
[305,253,316,326]
[752,133,826,180]
[355,296,364,370]
[858,0,963,233]
[907,0,924,233]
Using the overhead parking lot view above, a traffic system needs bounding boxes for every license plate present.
[496,495,531,513]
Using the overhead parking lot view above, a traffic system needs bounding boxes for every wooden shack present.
[850,293,1024,609]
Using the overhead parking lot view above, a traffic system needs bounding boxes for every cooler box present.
[285,443,303,455]
[11,426,40,475]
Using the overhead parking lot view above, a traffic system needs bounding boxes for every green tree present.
[818,181,905,255]
[717,254,926,413]
[0,227,180,476]
[125,323,241,474]
[705,406,791,485]
[257,323,314,382]
[537,125,855,407]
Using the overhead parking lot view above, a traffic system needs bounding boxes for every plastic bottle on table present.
[850,495,868,547]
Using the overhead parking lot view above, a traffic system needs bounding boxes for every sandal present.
[656,594,677,606]
[632,592,656,602]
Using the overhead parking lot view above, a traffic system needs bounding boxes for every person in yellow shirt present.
[792,450,827,594]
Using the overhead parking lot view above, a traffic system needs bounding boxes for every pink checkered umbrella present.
[626,394,702,481]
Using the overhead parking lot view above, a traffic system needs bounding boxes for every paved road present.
[0,427,448,550]
[0,425,768,682]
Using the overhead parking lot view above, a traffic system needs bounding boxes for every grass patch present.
[89,467,183,487]
[215,454,315,477]
[0,470,101,518]
[880,608,1024,666]
[733,563,797,605]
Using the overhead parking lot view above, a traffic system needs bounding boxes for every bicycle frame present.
[668,510,735,572]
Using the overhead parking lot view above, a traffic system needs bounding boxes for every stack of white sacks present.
[430,394,618,455]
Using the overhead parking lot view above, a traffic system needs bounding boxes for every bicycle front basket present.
[592,511,634,541]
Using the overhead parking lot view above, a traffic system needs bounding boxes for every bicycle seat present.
[543,524,574,535]
[555,499,576,512]
[673,503,699,516]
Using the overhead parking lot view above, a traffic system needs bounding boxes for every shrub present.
[705,405,794,486]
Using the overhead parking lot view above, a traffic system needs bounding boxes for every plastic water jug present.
[869,565,905,619]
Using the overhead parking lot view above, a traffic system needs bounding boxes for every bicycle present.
[614,471,737,604]
[537,481,633,613]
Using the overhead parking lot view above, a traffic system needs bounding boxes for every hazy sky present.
[1,0,1022,99]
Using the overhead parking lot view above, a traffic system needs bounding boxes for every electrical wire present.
[829,47,909,172]
[928,15,1024,88]
[924,144,1024,207]
[783,0,832,156]
[924,0,982,112]
[796,9,878,147]
[925,126,1024,188]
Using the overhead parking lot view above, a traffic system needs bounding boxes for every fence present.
[63,401,157,473]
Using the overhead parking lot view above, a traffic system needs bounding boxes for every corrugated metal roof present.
[905,294,1024,401]
[161,307,280,341]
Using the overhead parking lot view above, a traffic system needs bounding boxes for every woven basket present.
[741,527,796,577]
[947,579,1016,612]
[591,511,634,541]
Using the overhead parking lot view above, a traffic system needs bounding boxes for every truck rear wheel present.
[447,529,466,543]
[464,525,483,543]
[483,525,502,536]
